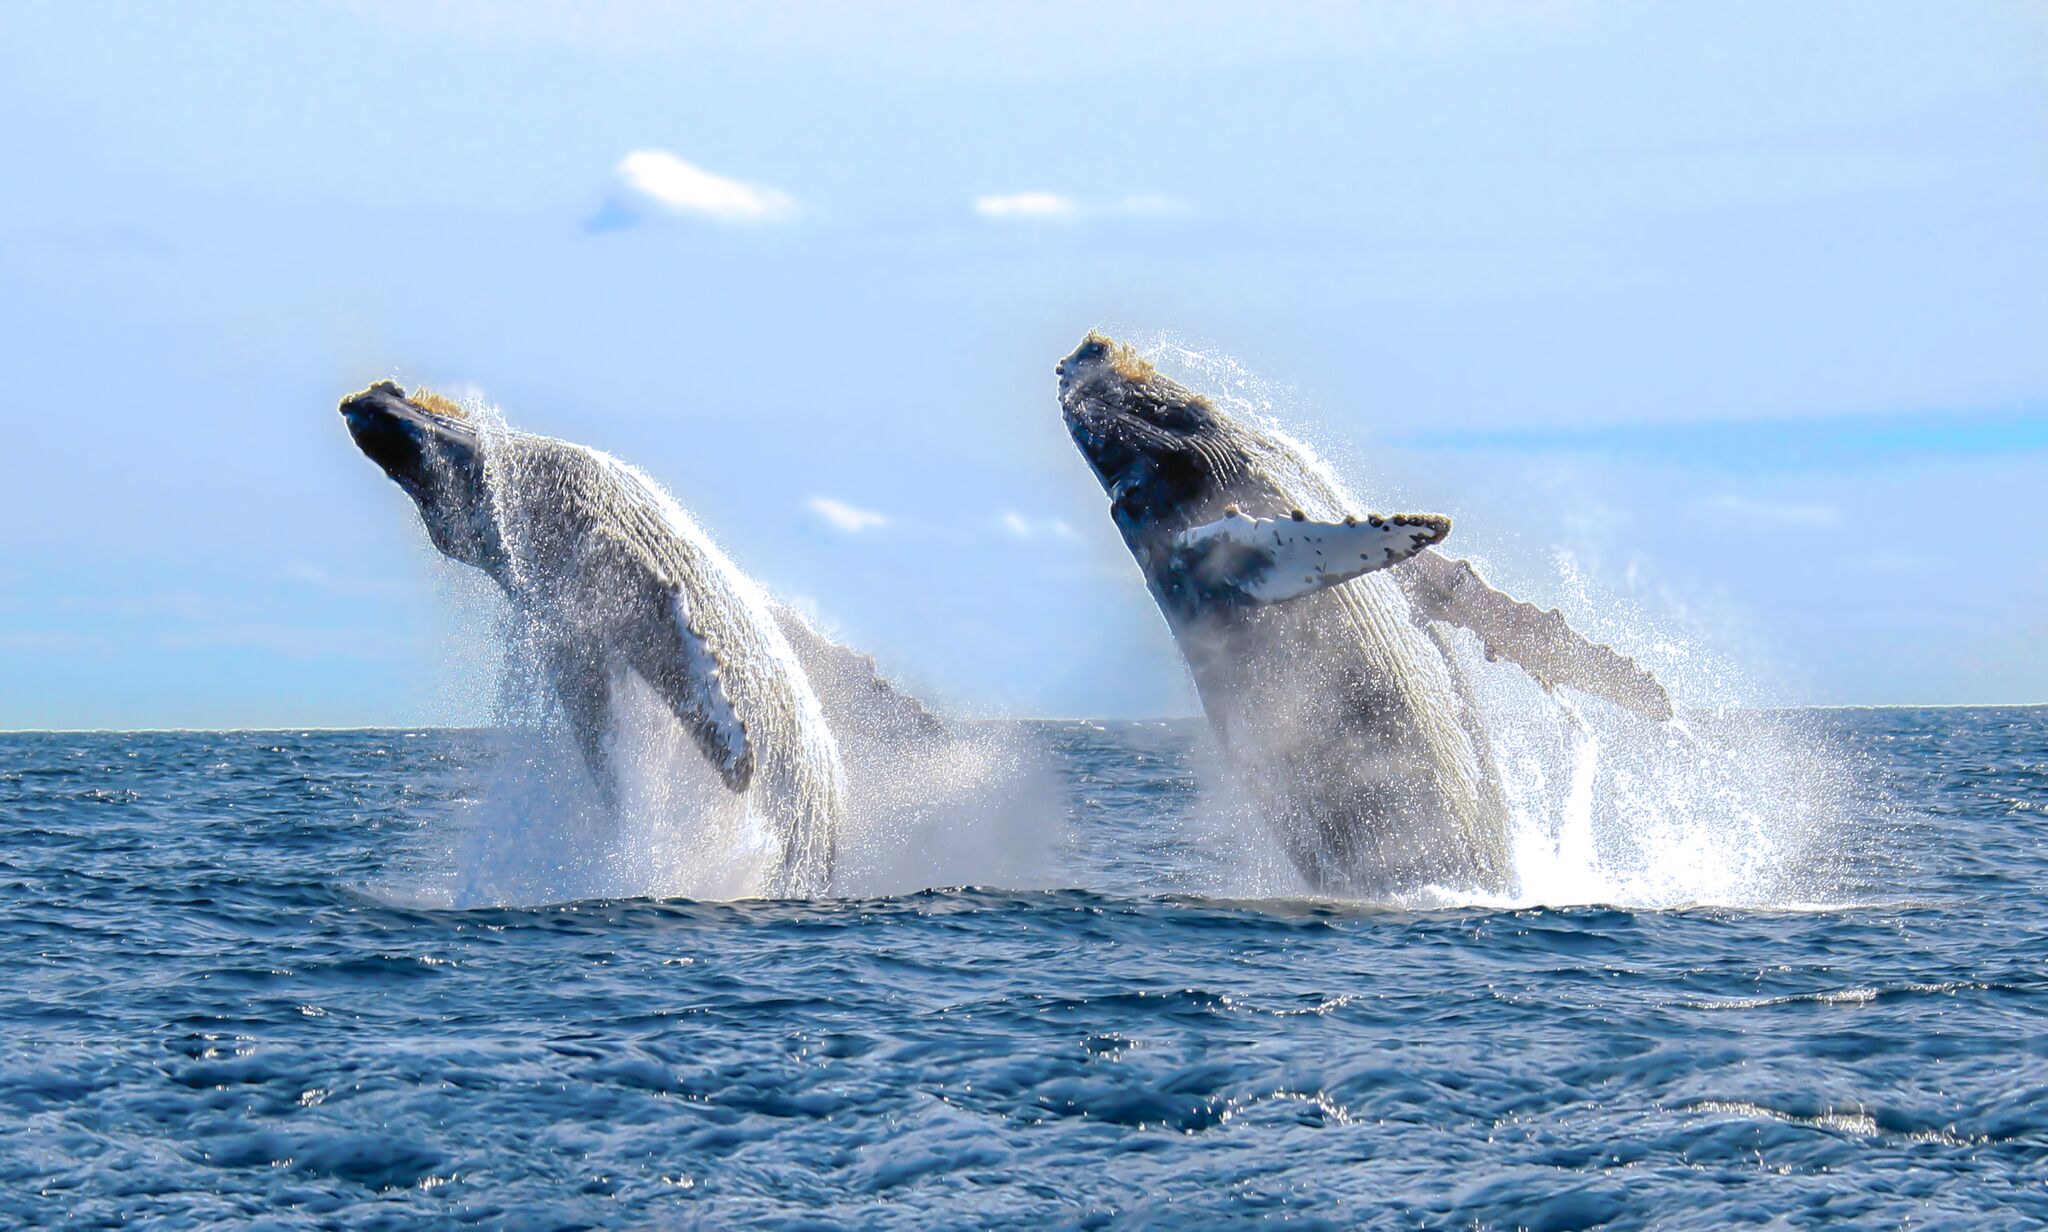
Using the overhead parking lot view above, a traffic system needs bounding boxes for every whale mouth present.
[338,378,502,571]
[339,380,484,497]
[341,381,478,443]
[339,380,470,429]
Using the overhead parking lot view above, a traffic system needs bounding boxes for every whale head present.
[1057,332,1248,538]
[339,381,503,570]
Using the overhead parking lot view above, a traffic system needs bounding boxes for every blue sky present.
[1,1,2043,727]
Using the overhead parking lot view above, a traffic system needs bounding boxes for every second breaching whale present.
[338,381,884,897]
[1056,334,1673,898]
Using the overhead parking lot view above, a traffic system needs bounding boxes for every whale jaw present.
[1055,333,1248,551]
[338,381,501,570]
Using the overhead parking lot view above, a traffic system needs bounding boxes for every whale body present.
[339,381,849,895]
[1056,334,1672,897]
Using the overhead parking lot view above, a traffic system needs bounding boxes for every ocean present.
[2,708,2043,1229]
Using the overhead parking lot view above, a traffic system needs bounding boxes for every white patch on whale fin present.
[637,592,754,793]
[1400,553,1675,722]
[1171,508,1451,604]
[769,604,947,743]
[576,531,755,793]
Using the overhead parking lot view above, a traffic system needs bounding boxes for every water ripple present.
[0,711,2044,1228]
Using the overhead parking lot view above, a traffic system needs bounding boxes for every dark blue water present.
[3,710,2044,1229]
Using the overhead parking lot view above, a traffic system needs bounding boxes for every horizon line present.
[4,700,2046,735]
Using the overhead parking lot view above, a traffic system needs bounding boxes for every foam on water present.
[1,715,2032,1228]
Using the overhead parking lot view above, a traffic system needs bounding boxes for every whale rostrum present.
[338,380,847,895]
[1058,331,1673,897]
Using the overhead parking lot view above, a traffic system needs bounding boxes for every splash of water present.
[1128,336,1864,910]
[387,363,1862,911]
[390,393,1059,908]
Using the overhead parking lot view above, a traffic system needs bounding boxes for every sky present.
[1,0,2043,727]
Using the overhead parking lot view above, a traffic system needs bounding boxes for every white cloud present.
[998,511,1077,540]
[974,191,1079,219]
[1703,493,1839,526]
[612,149,796,224]
[809,496,890,533]
[974,192,1191,221]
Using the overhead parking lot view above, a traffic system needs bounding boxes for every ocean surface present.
[3,708,2044,1229]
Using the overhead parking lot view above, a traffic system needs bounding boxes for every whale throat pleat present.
[540,634,616,804]
[558,498,757,795]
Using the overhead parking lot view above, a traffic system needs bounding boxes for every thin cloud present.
[809,496,890,533]
[1703,493,1839,526]
[998,511,1077,540]
[280,562,411,599]
[974,192,1190,221]
[605,149,797,225]
[974,192,1079,219]
[1112,194,1193,217]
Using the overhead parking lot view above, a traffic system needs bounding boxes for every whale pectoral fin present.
[1402,552,1675,722]
[575,531,755,793]
[625,589,755,794]
[1170,508,1451,604]
[770,604,948,742]
[541,635,618,806]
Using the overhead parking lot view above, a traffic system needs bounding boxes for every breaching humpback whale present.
[1056,334,1672,896]
[338,381,858,896]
